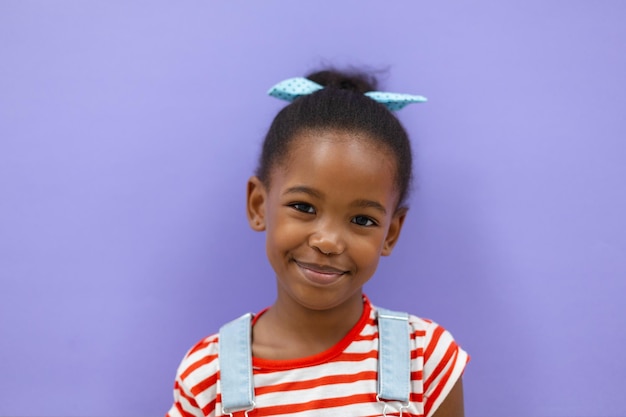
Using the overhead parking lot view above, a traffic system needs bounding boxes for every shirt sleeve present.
[166,336,220,417]
[422,322,469,417]
[166,376,204,417]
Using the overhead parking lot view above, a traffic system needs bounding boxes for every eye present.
[352,215,376,227]
[290,203,316,214]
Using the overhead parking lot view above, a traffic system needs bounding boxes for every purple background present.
[1,1,625,416]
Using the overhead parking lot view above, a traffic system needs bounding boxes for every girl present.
[167,69,468,417]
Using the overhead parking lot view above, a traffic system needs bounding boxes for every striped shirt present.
[167,298,468,417]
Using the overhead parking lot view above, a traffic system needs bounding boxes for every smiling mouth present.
[294,260,348,285]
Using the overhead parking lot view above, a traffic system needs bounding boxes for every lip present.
[294,260,348,286]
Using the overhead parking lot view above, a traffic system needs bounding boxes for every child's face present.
[246,130,406,312]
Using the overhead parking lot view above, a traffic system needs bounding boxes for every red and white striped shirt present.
[167,298,468,417]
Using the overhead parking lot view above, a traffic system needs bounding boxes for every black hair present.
[256,69,413,209]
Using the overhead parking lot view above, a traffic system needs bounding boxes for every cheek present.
[349,233,386,265]
[266,214,305,252]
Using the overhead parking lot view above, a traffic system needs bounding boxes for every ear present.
[381,207,408,256]
[246,176,267,231]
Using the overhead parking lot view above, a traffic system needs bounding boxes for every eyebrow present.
[284,186,387,215]
[352,199,387,215]
[283,186,324,199]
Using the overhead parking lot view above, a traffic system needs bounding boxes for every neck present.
[273,291,364,338]
[251,289,365,359]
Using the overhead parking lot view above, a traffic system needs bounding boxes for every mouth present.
[294,260,348,285]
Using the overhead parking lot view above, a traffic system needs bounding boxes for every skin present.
[246,129,464,416]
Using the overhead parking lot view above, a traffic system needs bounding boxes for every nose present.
[308,221,346,255]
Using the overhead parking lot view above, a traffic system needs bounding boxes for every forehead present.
[283,128,394,167]
[269,130,399,200]
[282,129,396,169]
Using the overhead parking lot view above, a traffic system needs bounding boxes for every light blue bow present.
[268,77,427,111]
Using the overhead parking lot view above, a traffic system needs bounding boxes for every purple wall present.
[1,1,625,416]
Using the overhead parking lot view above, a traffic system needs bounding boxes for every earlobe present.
[246,176,267,231]
[381,208,408,256]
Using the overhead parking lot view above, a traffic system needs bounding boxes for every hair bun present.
[306,69,378,94]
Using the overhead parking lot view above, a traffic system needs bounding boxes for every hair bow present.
[267,77,427,111]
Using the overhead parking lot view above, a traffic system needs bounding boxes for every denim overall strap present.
[218,308,410,412]
[376,307,411,403]
[218,313,255,414]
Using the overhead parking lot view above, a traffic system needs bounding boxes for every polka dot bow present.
[267,77,427,111]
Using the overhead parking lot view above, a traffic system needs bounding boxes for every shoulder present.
[373,304,462,351]
[407,314,462,354]
[371,305,469,379]
[176,332,220,385]
[407,314,468,372]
